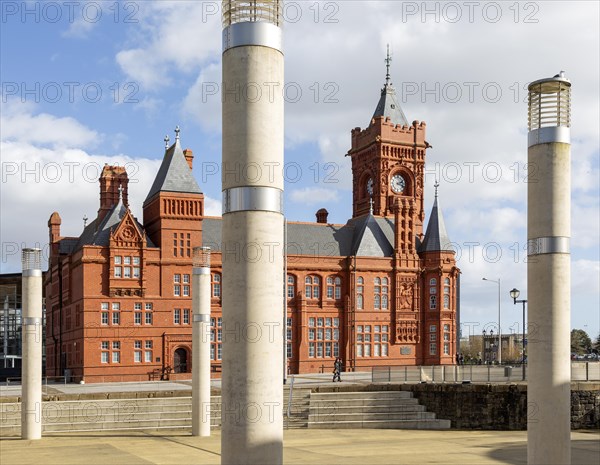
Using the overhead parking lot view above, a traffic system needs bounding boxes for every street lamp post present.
[483,277,501,364]
[482,329,487,363]
[510,288,528,381]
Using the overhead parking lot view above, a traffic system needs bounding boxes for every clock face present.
[390,174,406,194]
[366,178,374,196]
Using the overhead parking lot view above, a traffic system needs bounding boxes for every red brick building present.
[45,73,459,383]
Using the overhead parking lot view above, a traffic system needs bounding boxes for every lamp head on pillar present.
[193,246,211,270]
[510,287,520,303]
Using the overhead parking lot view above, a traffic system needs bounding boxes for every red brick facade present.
[45,94,458,383]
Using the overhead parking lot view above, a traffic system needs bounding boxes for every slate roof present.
[202,215,402,258]
[420,196,452,252]
[72,198,155,251]
[347,214,394,257]
[372,82,409,127]
[144,139,202,204]
[58,238,79,255]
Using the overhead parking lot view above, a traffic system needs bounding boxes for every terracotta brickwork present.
[45,85,458,383]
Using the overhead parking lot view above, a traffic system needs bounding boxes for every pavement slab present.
[1,429,598,465]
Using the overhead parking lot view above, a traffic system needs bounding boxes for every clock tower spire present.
[347,48,428,240]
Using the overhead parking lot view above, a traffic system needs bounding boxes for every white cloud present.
[115,2,220,91]
[1,101,100,149]
[61,17,95,39]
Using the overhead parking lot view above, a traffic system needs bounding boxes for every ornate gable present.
[110,209,145,248]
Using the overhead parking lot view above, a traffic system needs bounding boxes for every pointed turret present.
[144,126,202,205]
[420,182,452,252]
[372,45,409,126]
[142,127,204,253]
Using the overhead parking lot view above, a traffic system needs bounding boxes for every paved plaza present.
[1,428,599,465]
[2,378,598,464]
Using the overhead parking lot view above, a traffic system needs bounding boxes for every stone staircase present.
[0,388,312,436]
[284,387,311,429]
[0,396,218,435]
[0,389,449,434]
[307,391,451,430]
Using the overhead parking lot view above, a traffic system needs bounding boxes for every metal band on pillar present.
[527,236,570,255]
[222,0,283,53]
[223,186,284,214]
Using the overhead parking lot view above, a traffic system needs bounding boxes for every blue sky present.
[1,1,598,339]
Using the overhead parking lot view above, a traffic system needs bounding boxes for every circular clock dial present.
[390,174,406,194]
[366,178,374,196]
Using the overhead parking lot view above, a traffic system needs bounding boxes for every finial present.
[175,125,181,141]
[434,180,440,199]
[118,184,123,201]
[83,215,88,228]
[369,197,374,215]
[164,135,170,149]
[385,44,392,86]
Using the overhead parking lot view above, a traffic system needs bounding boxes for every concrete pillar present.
[21,248,43,440]
[527,73,571,465]
[192,247,211,437]
[221,2,284,463]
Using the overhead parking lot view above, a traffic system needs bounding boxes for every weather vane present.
[385,44,392,86]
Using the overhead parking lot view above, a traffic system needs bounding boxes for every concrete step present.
[308,419,451,430]
[309,398,419,408]
[310,391,413,400]
[309,411,437,422]
[309,404,426,414]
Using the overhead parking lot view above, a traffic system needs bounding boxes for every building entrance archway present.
[173,348,188,373]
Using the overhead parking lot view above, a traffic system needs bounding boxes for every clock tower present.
[348,48,428,241]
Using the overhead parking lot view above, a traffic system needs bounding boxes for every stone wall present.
[313,382,600,430]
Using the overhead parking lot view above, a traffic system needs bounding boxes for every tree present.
[593,334,600,354]
[570,329,592,355]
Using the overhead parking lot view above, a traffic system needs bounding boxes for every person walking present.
[332,357,342,382]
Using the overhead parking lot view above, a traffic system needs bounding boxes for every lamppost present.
[482,329,487,363]
[482,277,501,364]
[510,288,528,381]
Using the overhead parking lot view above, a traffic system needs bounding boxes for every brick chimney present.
[183,149,194,170]
[316,208,329,224]
[48,212,62,264]
[98,165,128,223]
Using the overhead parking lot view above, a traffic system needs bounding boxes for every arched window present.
[357,277,364,309]
[382,278,389,309]
[287,275,295,299]
[443,277,450,308]
[212,273,221,298]
[430,295,437,310]
[444,294,450,309]
[305,276,320,299]
[374,278,381,309]
[326,276,334,299]
[430,278,437,286]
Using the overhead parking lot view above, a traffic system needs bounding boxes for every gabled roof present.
[372,82,409,127]
[348,214,394,257]
[144,138,202,204]
[420,195,452,253]
[74,197,155,250]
